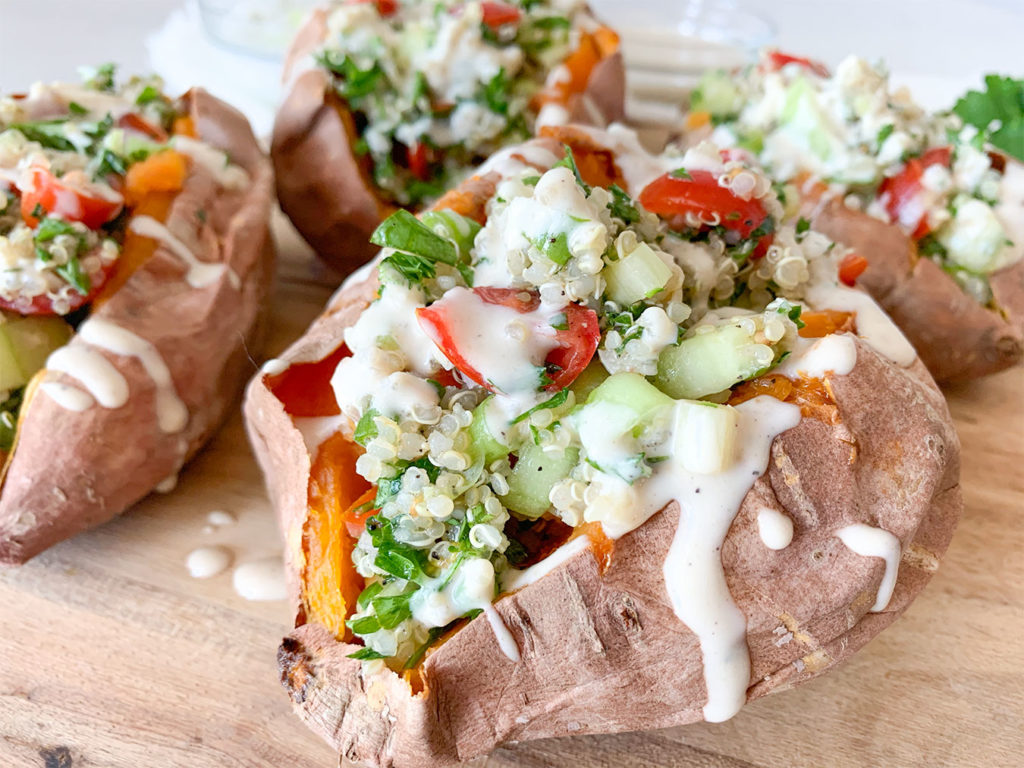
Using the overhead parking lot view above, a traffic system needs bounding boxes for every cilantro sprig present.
[953,75,1024,162]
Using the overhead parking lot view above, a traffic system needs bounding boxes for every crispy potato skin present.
[812,198,1024,382]
[0,90,275,566]
[245,149,961,765]
[271,8,627,276]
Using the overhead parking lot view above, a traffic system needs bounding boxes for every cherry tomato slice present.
[416,287,599,394]
[639,170,769,239]
[838,253,869,287]
[878,146,952,240]
[19,167,123,229]
[481,1,521,29]
[406,142,432,182]
[762,49,830,78]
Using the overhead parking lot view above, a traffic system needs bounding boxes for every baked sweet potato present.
[811,196,1024,383]
[272,1,626,274]
[245,131,960,767]
[0,78,274,564]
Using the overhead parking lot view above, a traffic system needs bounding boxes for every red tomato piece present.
[763,49,830,78]
[838,252,869,286]
[406,142,432,182]
[416,287,599,393]
[639,170,769,239]
[878,146,952,240]
[351,0,398,16]
[19,167,123,229]
[481,1,521,29]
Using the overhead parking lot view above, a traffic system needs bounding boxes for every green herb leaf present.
[953,75,1024,162]
[374,543,429,584]
[82,63,116,92]
[795,217,811,235]
[608,184,640,223]
[670,167,693,180]
[316,51,384,102]
[553,145,591,194]
[403,626,445,669]
[549,312,568,331]
[348,647,387,661]
[356,581,385,611]
[482,68,510,115]
[533,231,571,266]
[354,408,380,446]
[511,388,569,424]
[372,209,473,285]
[371,591,414,629]
[135,84,162,106]
[347,614,382,635]
[9,121,75,151]
[55,258,91,296]
[876,123,895,149]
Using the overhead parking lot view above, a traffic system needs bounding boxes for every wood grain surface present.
[1,217,1022,768]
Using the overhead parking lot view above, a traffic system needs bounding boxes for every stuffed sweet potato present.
[681,53,1024,382]
[0,70,274,565]
[272,0,625,273]
[245,129,960,766]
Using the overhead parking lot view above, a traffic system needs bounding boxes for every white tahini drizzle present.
[44,345,129,408]
[38,380,95,411]
[261,358,289,375]
[129,215,240,290]
[804,283,916,366]
[756,508,794,550]
[500,535,592,593]
[836,524,902,612]
[170,135,250,190]
[411,557,520,662]
[186,545,233,579]
[655,396,802,722]
[775,333,857,380]
[232,556,288,601]
[78,319,188,434]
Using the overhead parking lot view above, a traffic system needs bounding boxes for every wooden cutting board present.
[1,218,1022,768]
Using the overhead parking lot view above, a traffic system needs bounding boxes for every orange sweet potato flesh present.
[539,124,629,189]
[304,432,371,641]
[799,310,854,338]
[95,151,190,304]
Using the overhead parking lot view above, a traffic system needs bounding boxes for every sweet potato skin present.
[811,198,1023,383]
[0,90,275,565]
[271,7,627,275]
[246,140,960,768]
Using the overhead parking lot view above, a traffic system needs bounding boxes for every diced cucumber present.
[671,400,739,474]
[569,361,609,402]
[604,243,672,305]
[654,324,773,400]
[503,443,579,519]
[0,314,72,391]
[585,372,673,428]
[780,76,835,161]
[690,70,743,119]
[939,198,1011,275]
[468,397,510,465]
